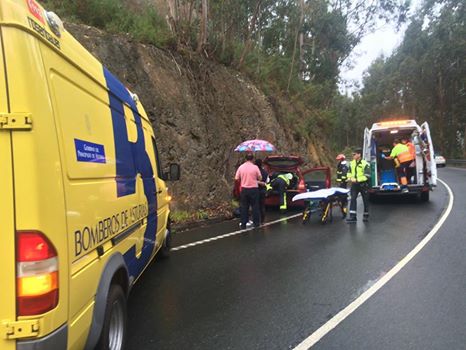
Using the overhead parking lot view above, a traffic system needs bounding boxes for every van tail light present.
[16,231,59,316]
[298,180,306,191]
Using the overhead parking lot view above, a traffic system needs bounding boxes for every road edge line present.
[171,213,302,252]
[293,178,454,350]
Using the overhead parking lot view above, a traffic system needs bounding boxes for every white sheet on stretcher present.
[292,187,350,202]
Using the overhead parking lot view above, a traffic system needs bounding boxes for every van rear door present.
[421,122,437,186]
[0,32,16,350]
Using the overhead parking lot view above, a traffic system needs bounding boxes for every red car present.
[262,156,331,208]
[233,156,331,208]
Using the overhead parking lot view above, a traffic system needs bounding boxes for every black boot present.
[346,215,357,224]
[363,212,369,222]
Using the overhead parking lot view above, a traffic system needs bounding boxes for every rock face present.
[66,23,331,215]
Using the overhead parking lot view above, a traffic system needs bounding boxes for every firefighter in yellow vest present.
[267,173,293,212]
[336,154,349,218]
[382,138,415,193]
[347,148,370,223]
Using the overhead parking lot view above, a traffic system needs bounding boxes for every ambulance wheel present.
[420,191,430,202]
[96,284,127,350]
[161,230,172,258]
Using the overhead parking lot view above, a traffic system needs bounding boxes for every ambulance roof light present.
[377,120,411,127]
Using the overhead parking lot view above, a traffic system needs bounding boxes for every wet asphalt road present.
[126,167,461,350]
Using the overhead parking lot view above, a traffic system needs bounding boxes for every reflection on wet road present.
[126,168,463,350]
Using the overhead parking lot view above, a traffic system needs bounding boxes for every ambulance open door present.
[363,127,377,186]
[421,122,437,187]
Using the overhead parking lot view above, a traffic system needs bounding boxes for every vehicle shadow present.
[369,194,425,205]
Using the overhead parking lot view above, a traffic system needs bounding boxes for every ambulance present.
[362,119,436,201]
[0,1,180,349]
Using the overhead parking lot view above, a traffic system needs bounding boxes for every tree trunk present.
[197,0,208,53]
[287,0,305,92]
[237,0,262,69]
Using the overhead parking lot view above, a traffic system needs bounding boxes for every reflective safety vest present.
[391,143,414,163]
[266,173,291,191]
[277,174,291,186]
[336,161,348,183]
[349,159,370,183]
[406,141,416,158]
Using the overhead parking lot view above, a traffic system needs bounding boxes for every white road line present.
[171,213,302,252]
[293,178,454,350]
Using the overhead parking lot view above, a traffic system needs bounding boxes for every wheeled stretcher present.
[292,188,350,224]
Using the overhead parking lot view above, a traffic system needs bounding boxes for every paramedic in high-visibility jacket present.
[336,154,349,218]
[336,154,349,188]
[266,173,293,212]
[382,138,414,193]
[347,148,371,223]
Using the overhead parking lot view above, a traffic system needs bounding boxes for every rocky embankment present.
[67,23,332,222]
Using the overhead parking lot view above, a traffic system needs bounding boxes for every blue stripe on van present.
[104,68,158,280]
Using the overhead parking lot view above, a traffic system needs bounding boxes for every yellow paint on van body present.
[0,1,173,349]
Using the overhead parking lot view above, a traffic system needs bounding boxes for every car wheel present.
[161,230,172,258]
[96,284,127,350]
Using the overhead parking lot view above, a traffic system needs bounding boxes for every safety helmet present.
[336,154,345,160]
[285,173,293,180]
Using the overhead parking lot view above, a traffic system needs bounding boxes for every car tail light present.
[298,180,306,191]
[326,177,331,188]
[16,231,59,316]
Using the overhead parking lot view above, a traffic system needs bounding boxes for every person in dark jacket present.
[266,173,293,212]
[255,159,269,224]
[335,153,349,218]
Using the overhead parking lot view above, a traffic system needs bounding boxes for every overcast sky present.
[339,0,422,93]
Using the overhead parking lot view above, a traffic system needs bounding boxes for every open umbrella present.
[234,139,276,152]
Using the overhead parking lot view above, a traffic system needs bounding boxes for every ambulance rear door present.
[0,30,17,350]
[421,122,437,187]
[363,127,377,186]
[362,127,371,161]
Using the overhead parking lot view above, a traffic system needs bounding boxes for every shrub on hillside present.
[43,0,174,48]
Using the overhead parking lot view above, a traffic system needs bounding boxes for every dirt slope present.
[66,23,332,218]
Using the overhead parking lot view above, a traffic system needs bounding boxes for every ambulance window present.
[151,137,163,178]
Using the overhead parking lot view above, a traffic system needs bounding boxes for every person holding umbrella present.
[234,139,277,228]
[235,152,262,229]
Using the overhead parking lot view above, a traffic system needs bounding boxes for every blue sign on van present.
[74,139,106,164]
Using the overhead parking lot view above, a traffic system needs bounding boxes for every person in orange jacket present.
[402,137,416,184]
[382,139,415,192]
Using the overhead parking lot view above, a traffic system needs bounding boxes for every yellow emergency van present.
[0,1,180,349]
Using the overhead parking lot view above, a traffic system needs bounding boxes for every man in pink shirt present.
[235,153,262,229]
